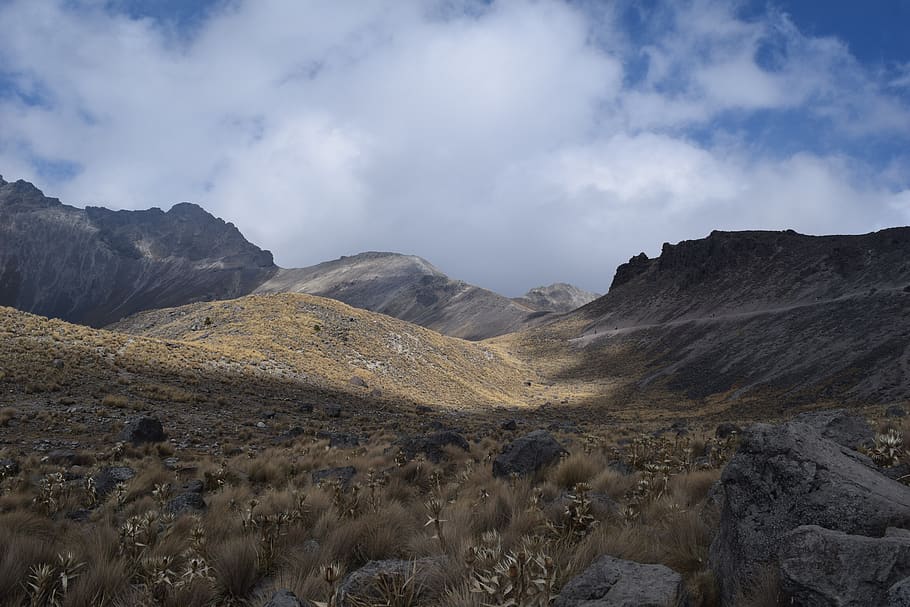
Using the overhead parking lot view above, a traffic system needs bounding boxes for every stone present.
[256,421,267,429]
[299,403,314,413]
[118,416,166,445]
[166,492,206,516]
[397,431,470,463]
[336,558,446,607]
[312,466,357,488]
[91,466,135,499]
[322,404,342,418]
[416,405,432,414]
[708,419,910,605]
[349,376,368,388]
[553,554,684,607]
[715,422,741,439]
[263,589,304,607]
[889,577,910,606]
[501,419,518,431]
[493,430,567,478]
[780,525,910,607]
[180,480,204,494]
[888,405,908,418]
[792,408,873,450]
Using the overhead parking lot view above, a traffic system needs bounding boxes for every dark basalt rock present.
[493,430,567,478]
[312,466,357,489]
[709,417,910,605]
[166,492,206,516]
[335,558,446,607]
[118,416,166,445]
[396,431,469,463]
[263,589,304,607]
[553,554,685,607]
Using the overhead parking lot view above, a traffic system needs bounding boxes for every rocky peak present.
[515,283,600,313]
[0,178,63,210]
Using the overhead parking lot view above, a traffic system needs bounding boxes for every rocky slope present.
[502,228,910,411]
[0,176,277,326]
[254,252,553,340]
[514,283,599,313]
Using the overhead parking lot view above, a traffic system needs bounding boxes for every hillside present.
[0,176,277,326]
[254,252,552,340]
[499,228,910,415]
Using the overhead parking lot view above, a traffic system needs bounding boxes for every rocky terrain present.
[0,177,591,338]
[0,176,278,327]
[255,253,554,340]
[500,228,910,414]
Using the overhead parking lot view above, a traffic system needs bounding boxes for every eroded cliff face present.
[0,176,277,326]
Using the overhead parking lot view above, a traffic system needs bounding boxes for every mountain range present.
[0,176,597,338]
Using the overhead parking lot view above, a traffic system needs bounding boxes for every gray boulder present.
[396,431,469,463]
[714,422,741,439]
[780,525,910,607]
[889,577,910,606]
[887,405,908,418]
[118,416,166,445]
[91,466,135,499]
[792,408,873,450]
[315,431,360,448]
[553,554,684,607]
[709,420,910,605]
[263,589,304,607]
[335,558,446,607]
[493,430,567,478]
[166,492,206,516]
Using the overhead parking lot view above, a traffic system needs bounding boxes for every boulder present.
[335,558,446,607]
[553,554,684,607]
[792,409,873,450]
[118,416,166,445]
[166,492,206,516]
[263,589,304,607]
[889,577,910,606]
[0,458,20,476]
[780,525,910,607]
[493,430,567,478]
[46,449,78,465]
[322,404,342,418]
[349,376,368,388]
[501,419,518,431]
[91,466,136,499]
[709,420,910,604]
[888,405,908,418]
[312,466,357,489]
[397,431,469,463]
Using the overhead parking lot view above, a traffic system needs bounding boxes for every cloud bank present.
[1,0,908,294]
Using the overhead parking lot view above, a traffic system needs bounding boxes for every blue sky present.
[1,0,909,294]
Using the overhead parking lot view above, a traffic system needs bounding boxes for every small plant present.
[424,495,447,551]
[25,552,84,607]
[34,472,69,515]
[313,562,345,607]
[869,429,905,467]
[471,543,556,607]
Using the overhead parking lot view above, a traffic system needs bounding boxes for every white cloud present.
[0,0,908,295]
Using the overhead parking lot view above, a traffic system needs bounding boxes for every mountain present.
[501,228,910,413]
[0,176,277,326]
[513,283,599,313]
[254,252,552,340]
[0,176,589,338]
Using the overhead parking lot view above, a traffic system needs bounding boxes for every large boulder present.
[493,430,567,478]
[780,525,910,607]
[165,492,206,516]
[396,431,469,463]
[118,416,166,445]
[263,589,304,607]
[312,466,357,489]
[553,554,685,607]
[792,409,873,450]
[709,419,910,605]
[91,466,135,499]
[889,577,910,606]
[335,558,446,607]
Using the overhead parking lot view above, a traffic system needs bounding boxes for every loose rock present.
[553,554,685,607]
[118,416,166,445]
[493,430,567,478]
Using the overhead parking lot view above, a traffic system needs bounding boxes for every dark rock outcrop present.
[166,492,206,516]
[335,558,446,607]
[118,416,166,445]
[709,418,910,604]
[91,466,135,499]
[396,431,469,463]
[780,525,910,607]
[493,430,567,478]
[553,554,684,607]
[792,409,873,450]
[263,589,304,607]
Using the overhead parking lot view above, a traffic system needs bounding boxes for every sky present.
[1,1,909,296]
